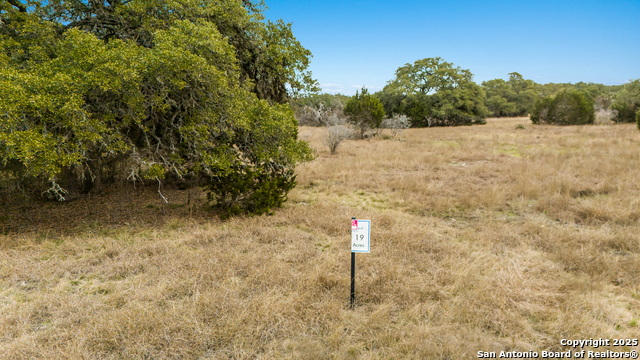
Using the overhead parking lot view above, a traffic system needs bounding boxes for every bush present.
[205,102,313,216]
[295,106,324,126]
[344,88,385,138]
[381,114,411,137]
[294,104,347,127]
[612,80,640,124]
[291,94,349,126]
[594,109,615,125]
[207,165,297,217]
[613,104,638,124]
[530,90,595,125]
[324,125,354,155]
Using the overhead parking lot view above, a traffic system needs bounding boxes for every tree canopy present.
[379,57,487,127]
[0,0,315,214]
[482,72,537,117]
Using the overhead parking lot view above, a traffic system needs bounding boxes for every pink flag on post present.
[351,219,358,230]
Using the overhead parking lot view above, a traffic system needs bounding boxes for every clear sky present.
[263,0,640,95]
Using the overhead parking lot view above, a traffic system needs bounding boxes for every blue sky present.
[264,0,640,95]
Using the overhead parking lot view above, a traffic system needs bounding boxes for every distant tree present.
[381,57,487,126]
[572,82,620,103]
[530,90,595,125]
[535,83,569,98]
[482,72,537,117]
[485,91,518,117]
[290,93,349,126]
[376,89,404,118]
[611,80,640,124]
[508,72,538,115]
[344,88,385,138]
[535,82,620,104]
[291,93,350,111]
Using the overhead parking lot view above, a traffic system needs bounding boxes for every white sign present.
[351,219,370,253]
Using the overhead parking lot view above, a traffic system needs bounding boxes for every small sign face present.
[351,219,370,253]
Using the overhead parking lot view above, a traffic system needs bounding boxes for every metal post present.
[350,251,356,309]
[350,217,356,309]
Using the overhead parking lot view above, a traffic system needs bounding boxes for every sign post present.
[350,217,370,309]
[350,247,356,309]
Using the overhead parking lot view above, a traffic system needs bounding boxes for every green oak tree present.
[380,57,487,127]
[0,0,315,215]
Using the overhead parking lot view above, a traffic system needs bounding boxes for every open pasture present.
[1,118,639,359]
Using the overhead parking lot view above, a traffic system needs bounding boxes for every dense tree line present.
[0,0,316,214]
[293,60,638,129]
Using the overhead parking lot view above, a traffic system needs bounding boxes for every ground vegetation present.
[2,118,639,358]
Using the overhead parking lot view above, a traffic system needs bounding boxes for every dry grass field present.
[1,117,639,359]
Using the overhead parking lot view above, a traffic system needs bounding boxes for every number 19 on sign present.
[351,219,370,253]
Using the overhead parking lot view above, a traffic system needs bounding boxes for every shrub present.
[207,165,297,217]
[295,106,324,126]
[291,94,349,126]
[530,90,595,125]
[381,114,411,137]
[344,88,385,138]
[294,104,347,127]
[594,109,616,125]
[205,102,313,216]
[612,80,640,124]
[613,104,638,124]
[324,125,353,155]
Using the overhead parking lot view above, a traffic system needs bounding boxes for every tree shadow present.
[0,184,216,236]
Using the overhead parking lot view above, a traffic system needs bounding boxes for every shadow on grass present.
[0,184,217,236]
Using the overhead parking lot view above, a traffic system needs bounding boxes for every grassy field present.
[1,117,639,359]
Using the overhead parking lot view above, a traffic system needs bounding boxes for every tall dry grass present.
[1,118,639,359]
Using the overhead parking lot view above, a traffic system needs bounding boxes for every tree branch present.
[7,0,27,12]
